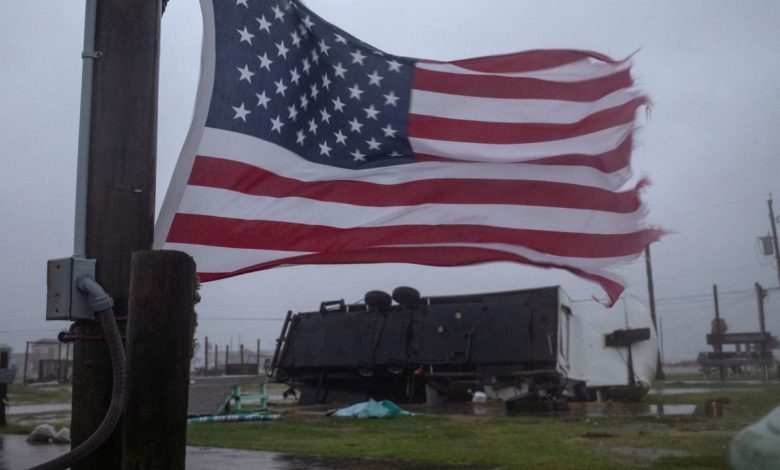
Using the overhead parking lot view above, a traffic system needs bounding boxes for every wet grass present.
[188,382,780,469]
[7,383,72,405]
[4,375,779,467]
[1,383,72,434]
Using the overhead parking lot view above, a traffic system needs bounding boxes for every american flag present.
[155,0,662,304]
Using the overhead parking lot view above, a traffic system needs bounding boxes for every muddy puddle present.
[0,435,485,469]
[574,403,697,417]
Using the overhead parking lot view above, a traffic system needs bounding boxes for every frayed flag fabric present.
[154,0,662,304]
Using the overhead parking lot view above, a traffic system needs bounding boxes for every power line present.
[654,187,780,222]
[653,264,766,283]
[652,289,752,304]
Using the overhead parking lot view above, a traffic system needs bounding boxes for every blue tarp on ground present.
[330,399,416,418]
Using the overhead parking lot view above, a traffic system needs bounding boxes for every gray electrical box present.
[46,257,96,320]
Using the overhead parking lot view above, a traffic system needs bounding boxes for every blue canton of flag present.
[208,0,417,169]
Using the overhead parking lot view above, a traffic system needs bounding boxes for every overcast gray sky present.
[1,0,779,362]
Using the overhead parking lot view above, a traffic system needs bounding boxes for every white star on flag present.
[270,115,284,133]
[255,91,270,108]
[350,49,366,65]
[237,64,254,82]
[256,15,271,33]
[232,102,250,121]
[237,26,254,44]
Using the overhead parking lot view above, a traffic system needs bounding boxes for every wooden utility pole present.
[768,195,780,287]
[713,284,725,382]
[755,283,769,383]
[122,251,195,469]
[70,0,161,468]
[644,246,665,379]
[204,336,209,377]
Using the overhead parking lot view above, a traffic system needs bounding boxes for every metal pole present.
[23,342,30,384]
[713,284,725,382]
[256,338,261,374]
[73,0,98,258]
[644,246,665,379]
[58,342,63,383]
[769,195,780,287]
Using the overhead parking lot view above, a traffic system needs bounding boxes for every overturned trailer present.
[271,286,657,408]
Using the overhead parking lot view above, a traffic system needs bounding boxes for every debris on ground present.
[329,399,416,418]
[26,424,71,444]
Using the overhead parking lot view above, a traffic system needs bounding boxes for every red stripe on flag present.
[416,135,632,173]
[446,49,620,73]
[168,214,663,259]
[189,156,644,213]
[194,245,628,305]
[408,97,645,144]
[412,67,633,101]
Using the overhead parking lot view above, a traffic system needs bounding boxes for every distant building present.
[22,339,73,383]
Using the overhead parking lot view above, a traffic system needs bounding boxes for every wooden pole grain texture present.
[122,250,195,470]
[70,1,161,468]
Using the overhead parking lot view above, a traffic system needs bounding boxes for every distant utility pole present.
[712,284,725,382]
[768,194,780,287]
[755,283,769,384]
[644,245,665,379]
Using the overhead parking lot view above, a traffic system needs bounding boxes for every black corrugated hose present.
[30,278,126,470]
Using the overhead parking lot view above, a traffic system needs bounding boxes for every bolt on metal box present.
[46,257,96,320]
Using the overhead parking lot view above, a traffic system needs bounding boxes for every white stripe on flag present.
[177,185,649,235]
[409,123,634,162]
[410,88,643,124]
[197,128,632,190]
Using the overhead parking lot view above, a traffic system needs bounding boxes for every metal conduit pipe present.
[30,277,126,470]
[72,0,99,258]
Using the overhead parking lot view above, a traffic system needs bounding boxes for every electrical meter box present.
[46,257,96,320]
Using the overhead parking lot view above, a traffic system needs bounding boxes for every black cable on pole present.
[29,308,125,470]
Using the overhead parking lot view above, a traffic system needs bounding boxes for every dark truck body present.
[271,286,655,408]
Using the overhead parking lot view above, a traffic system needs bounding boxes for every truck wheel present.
[365,290,392,310]
[392,286,421,306]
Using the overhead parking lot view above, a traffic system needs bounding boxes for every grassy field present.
[4,376,779,468]
[187,383,780,469]
[7,382,72,405]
